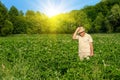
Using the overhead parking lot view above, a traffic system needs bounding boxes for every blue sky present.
[1,0,101,17]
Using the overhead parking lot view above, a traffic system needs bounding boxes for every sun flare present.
[35,0,68,17]
[43,3,65,17]
[45,7,62,17]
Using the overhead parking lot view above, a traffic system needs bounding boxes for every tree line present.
[0,0,120,36]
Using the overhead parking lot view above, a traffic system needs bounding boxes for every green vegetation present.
[0,0,120,36]
[0,34,120,79]
[0,0,120,79]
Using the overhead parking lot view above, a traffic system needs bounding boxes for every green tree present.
[1,20,13,36]
[8,6,19,17]
[110,4,120,32]
[0,1,8,34]
[105,18,113,33]
[107,4,120,32]
[83,6,97,22]
[8,6,19,22]
[73,10,91,32]
[19,10,24,16]
[25,10,49,34]
[50,13,76,33]
[93,13,105,32]
[13,16,28,34]
[8,6,20,34]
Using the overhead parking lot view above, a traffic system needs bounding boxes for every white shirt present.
[76,33,93,53]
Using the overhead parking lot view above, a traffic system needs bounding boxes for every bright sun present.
[46,8,61,17]
[36,0,66,18]
[44,4,65,18]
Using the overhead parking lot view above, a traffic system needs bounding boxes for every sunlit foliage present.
[0,0,120,36]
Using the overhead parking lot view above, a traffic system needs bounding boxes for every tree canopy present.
[0,0,120,36]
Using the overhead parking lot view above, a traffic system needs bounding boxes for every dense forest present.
[0,0,120,36]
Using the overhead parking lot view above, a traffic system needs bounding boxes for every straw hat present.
[78,27,85,33]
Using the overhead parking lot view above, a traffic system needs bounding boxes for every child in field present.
[72,27,94,60]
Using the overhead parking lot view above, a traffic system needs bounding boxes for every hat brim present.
[78,30,85,33]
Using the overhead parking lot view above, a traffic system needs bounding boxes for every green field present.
[0,34,120,80]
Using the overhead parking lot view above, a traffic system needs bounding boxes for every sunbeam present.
[32,0,74,17]
[30,0,100,17]
[40,0,66,17]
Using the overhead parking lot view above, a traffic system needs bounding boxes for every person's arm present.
[89,42,94,56]
[72,27,80,39]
